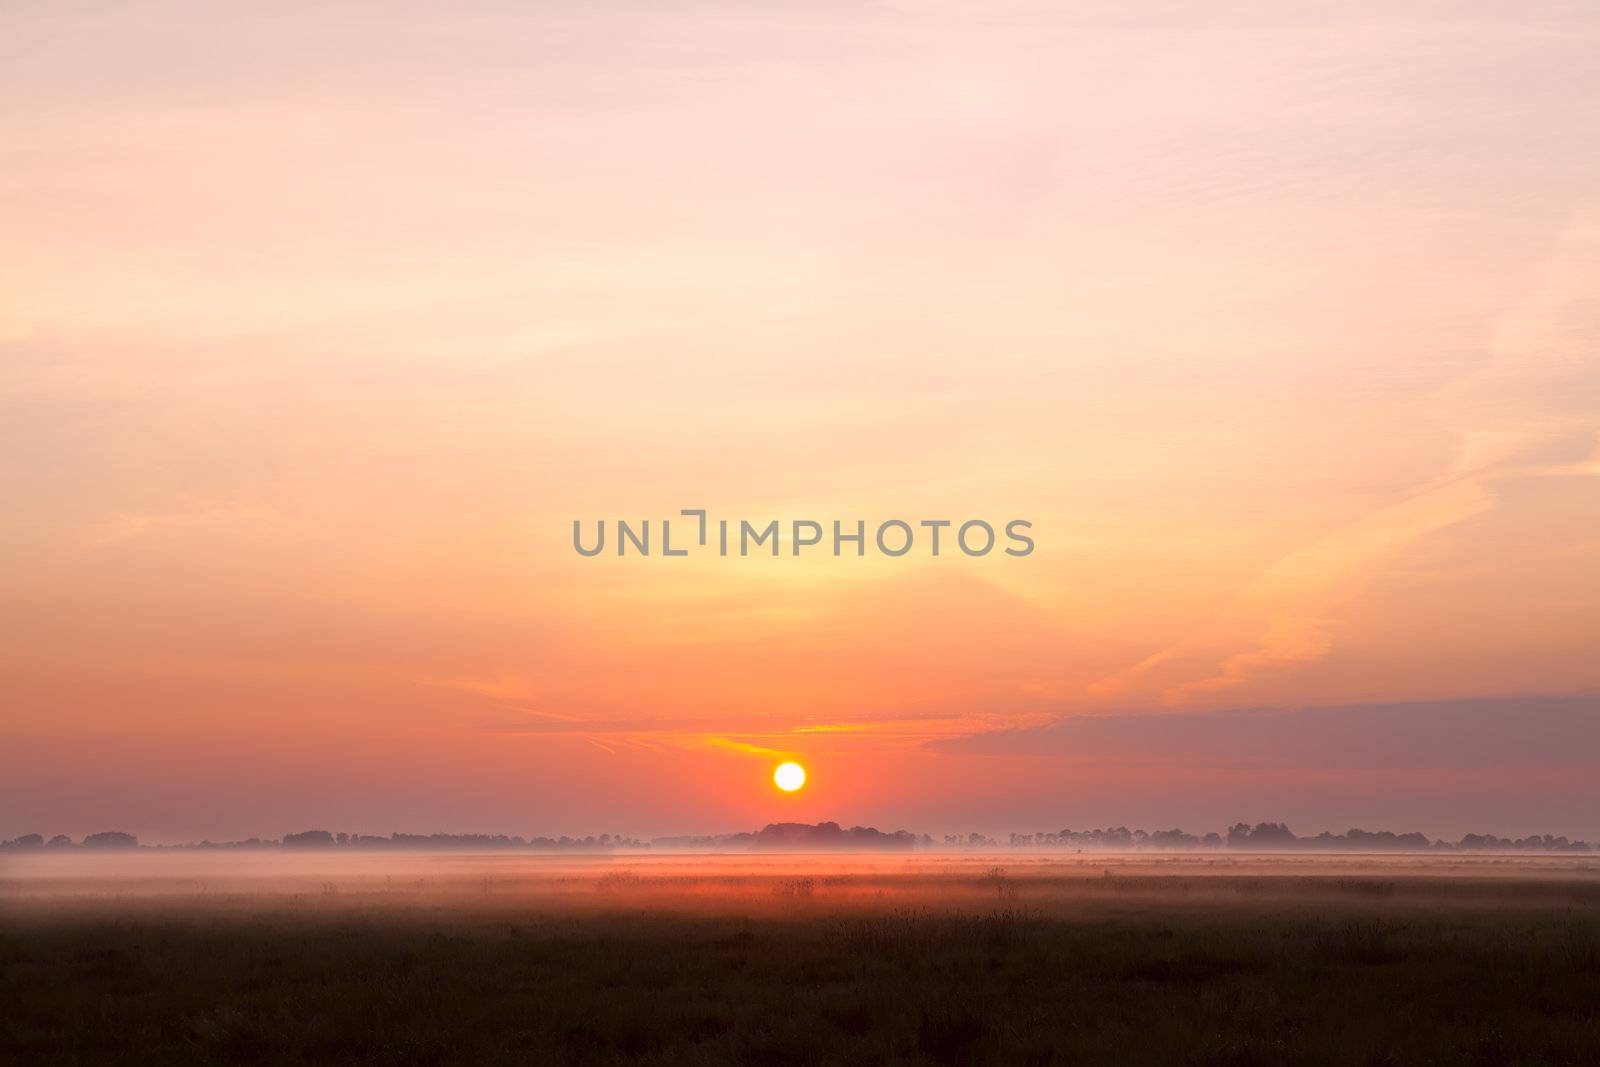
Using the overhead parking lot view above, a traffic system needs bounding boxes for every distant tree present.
[1227,822,1297,848]
[1460,833,1509,850]
[46,835,73,848]
[8,833,44,849]
[82,831,137,849]
[283,830,336,848]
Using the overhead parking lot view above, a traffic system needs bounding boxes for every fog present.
[7,851,1598,921]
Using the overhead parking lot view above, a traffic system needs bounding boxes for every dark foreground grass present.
[4,894,1599,1067]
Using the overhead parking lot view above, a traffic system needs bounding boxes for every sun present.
[773,761,807,792]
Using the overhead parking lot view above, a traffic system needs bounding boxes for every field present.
[4,851,1599,1065]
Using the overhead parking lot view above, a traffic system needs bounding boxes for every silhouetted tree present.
[1228,822,1296,848]
[81,831,137,849]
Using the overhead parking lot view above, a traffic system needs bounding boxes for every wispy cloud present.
[936,694,1600,772]
[1093,206,1600,705]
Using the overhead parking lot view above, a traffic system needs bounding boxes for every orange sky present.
[2,2,1597,842]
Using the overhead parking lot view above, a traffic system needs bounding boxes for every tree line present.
[4,821,1595,852]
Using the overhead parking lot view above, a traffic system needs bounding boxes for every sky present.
[2,2,1597,843]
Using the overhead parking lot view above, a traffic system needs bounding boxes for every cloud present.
[1089,474,1496,702]
[1092,207,1600,705]
[934,694,1600,772]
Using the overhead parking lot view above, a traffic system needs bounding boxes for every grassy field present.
[3,853,1598,1064]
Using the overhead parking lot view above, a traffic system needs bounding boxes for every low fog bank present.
[4,851,1598,921]
[5,819,1598,856]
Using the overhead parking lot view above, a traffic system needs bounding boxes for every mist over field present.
[6,847,1600,909]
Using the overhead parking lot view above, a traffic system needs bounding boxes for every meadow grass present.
[3,856,1597,1064]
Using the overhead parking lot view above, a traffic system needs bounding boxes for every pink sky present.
[2,2,1597,842]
